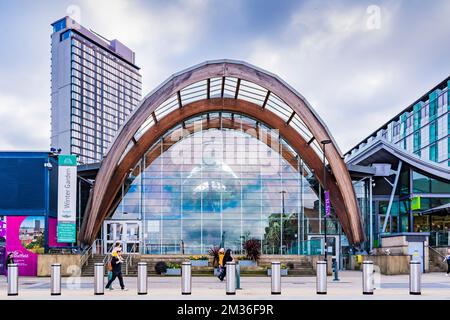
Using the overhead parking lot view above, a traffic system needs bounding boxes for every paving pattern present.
[1,271,450,300]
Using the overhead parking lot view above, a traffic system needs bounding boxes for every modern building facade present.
[345,77,450,251]
[50,16,142,164]
[348,77,450,167]
[79,60,367,259]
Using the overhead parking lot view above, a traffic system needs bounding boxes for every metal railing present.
[80,239,102,269]
[124,242,138,275]
[428,245,445,259]
[429,231,450,247]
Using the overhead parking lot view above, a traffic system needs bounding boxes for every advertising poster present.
[57,155,77,243]
[5,216,45,276]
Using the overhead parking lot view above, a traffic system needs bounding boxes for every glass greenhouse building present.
[104,113,343,255]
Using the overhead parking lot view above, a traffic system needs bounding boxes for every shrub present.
[244,239,261,261]
[155,261,168,274]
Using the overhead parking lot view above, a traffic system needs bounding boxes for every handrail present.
[124,242,138,275]
[80,240,97,268]
[428,245,445,259]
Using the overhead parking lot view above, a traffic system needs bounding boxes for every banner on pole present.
[57,155,77,243]
[325,190,331,217]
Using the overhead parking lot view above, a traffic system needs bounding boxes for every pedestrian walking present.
[443,249,450,276]
[105,247,128,291]
[218,249,233,281]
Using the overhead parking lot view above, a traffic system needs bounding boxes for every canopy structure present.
[79,59,365,245]
[419,203,450,216]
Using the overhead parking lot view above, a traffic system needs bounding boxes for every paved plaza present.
[0,271,449,300]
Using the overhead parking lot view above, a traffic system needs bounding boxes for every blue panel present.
[0,156,47,212]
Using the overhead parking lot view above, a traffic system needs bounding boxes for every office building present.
[50,16,142,164]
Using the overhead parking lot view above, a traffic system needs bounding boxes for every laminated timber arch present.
[79,60,365,245]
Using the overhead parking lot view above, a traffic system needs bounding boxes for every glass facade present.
[347,79,450,168]
[107,113,341,255]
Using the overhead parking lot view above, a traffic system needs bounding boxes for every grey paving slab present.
[0,271,449,300]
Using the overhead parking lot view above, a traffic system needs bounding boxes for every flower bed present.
[163,262,181,275]
[166,268,181,276]
[189,255,209,267]
[238,260,257,267]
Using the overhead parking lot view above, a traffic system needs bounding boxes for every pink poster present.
[5,216,45,276]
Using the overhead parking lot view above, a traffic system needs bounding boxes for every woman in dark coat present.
[218,249,233,281]
[6,253,14,266]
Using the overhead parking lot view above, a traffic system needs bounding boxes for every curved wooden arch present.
[80,61,365,244]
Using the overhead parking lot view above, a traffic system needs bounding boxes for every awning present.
[418,203,450,216]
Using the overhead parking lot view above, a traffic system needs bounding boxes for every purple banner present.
[0,220,5,238]
[324,190,331,217]
[0,246,5,275]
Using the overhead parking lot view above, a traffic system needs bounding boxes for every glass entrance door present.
[307,235,341,268]
[103,220,142,254]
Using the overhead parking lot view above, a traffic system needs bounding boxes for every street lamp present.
[321,139,332,263]
[279,190,286,255]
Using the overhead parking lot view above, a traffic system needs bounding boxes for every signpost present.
[57,155,77,243]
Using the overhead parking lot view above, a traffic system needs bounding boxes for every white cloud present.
[78,0,210,92]
[0,94,49,150]
[244,1,450,151]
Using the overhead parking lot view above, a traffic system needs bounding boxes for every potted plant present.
[189,255,209,267]
[240,239,261,266]
[267,264,288,276]
[166,262,182,275]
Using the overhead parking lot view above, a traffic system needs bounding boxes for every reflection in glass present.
[109,113,340,254]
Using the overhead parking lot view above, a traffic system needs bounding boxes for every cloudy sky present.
[0,0,449,153]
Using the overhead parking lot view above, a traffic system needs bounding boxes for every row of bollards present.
[4,260,423,296]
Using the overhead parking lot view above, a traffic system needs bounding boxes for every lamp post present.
[321,139,332,264]
[279,190,286,255]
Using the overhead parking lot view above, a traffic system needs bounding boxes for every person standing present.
[105,247,128,291]
[5,253,14,277]
[6,253,14,266]
[218,248,225,274]
[443,249,450,276]
[218,249,233,281]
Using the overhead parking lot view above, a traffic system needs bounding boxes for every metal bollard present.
[94,263,104,295]
[316,261,327,295]
[226,261,236,295]
[271,262,281,295]
[181,261,192,295]
[51,263,61,296]
[362,261,374,295]
[137,262,147,295]
[235,261,241,290]
[7,264,19,296]
[409,260,421,295]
